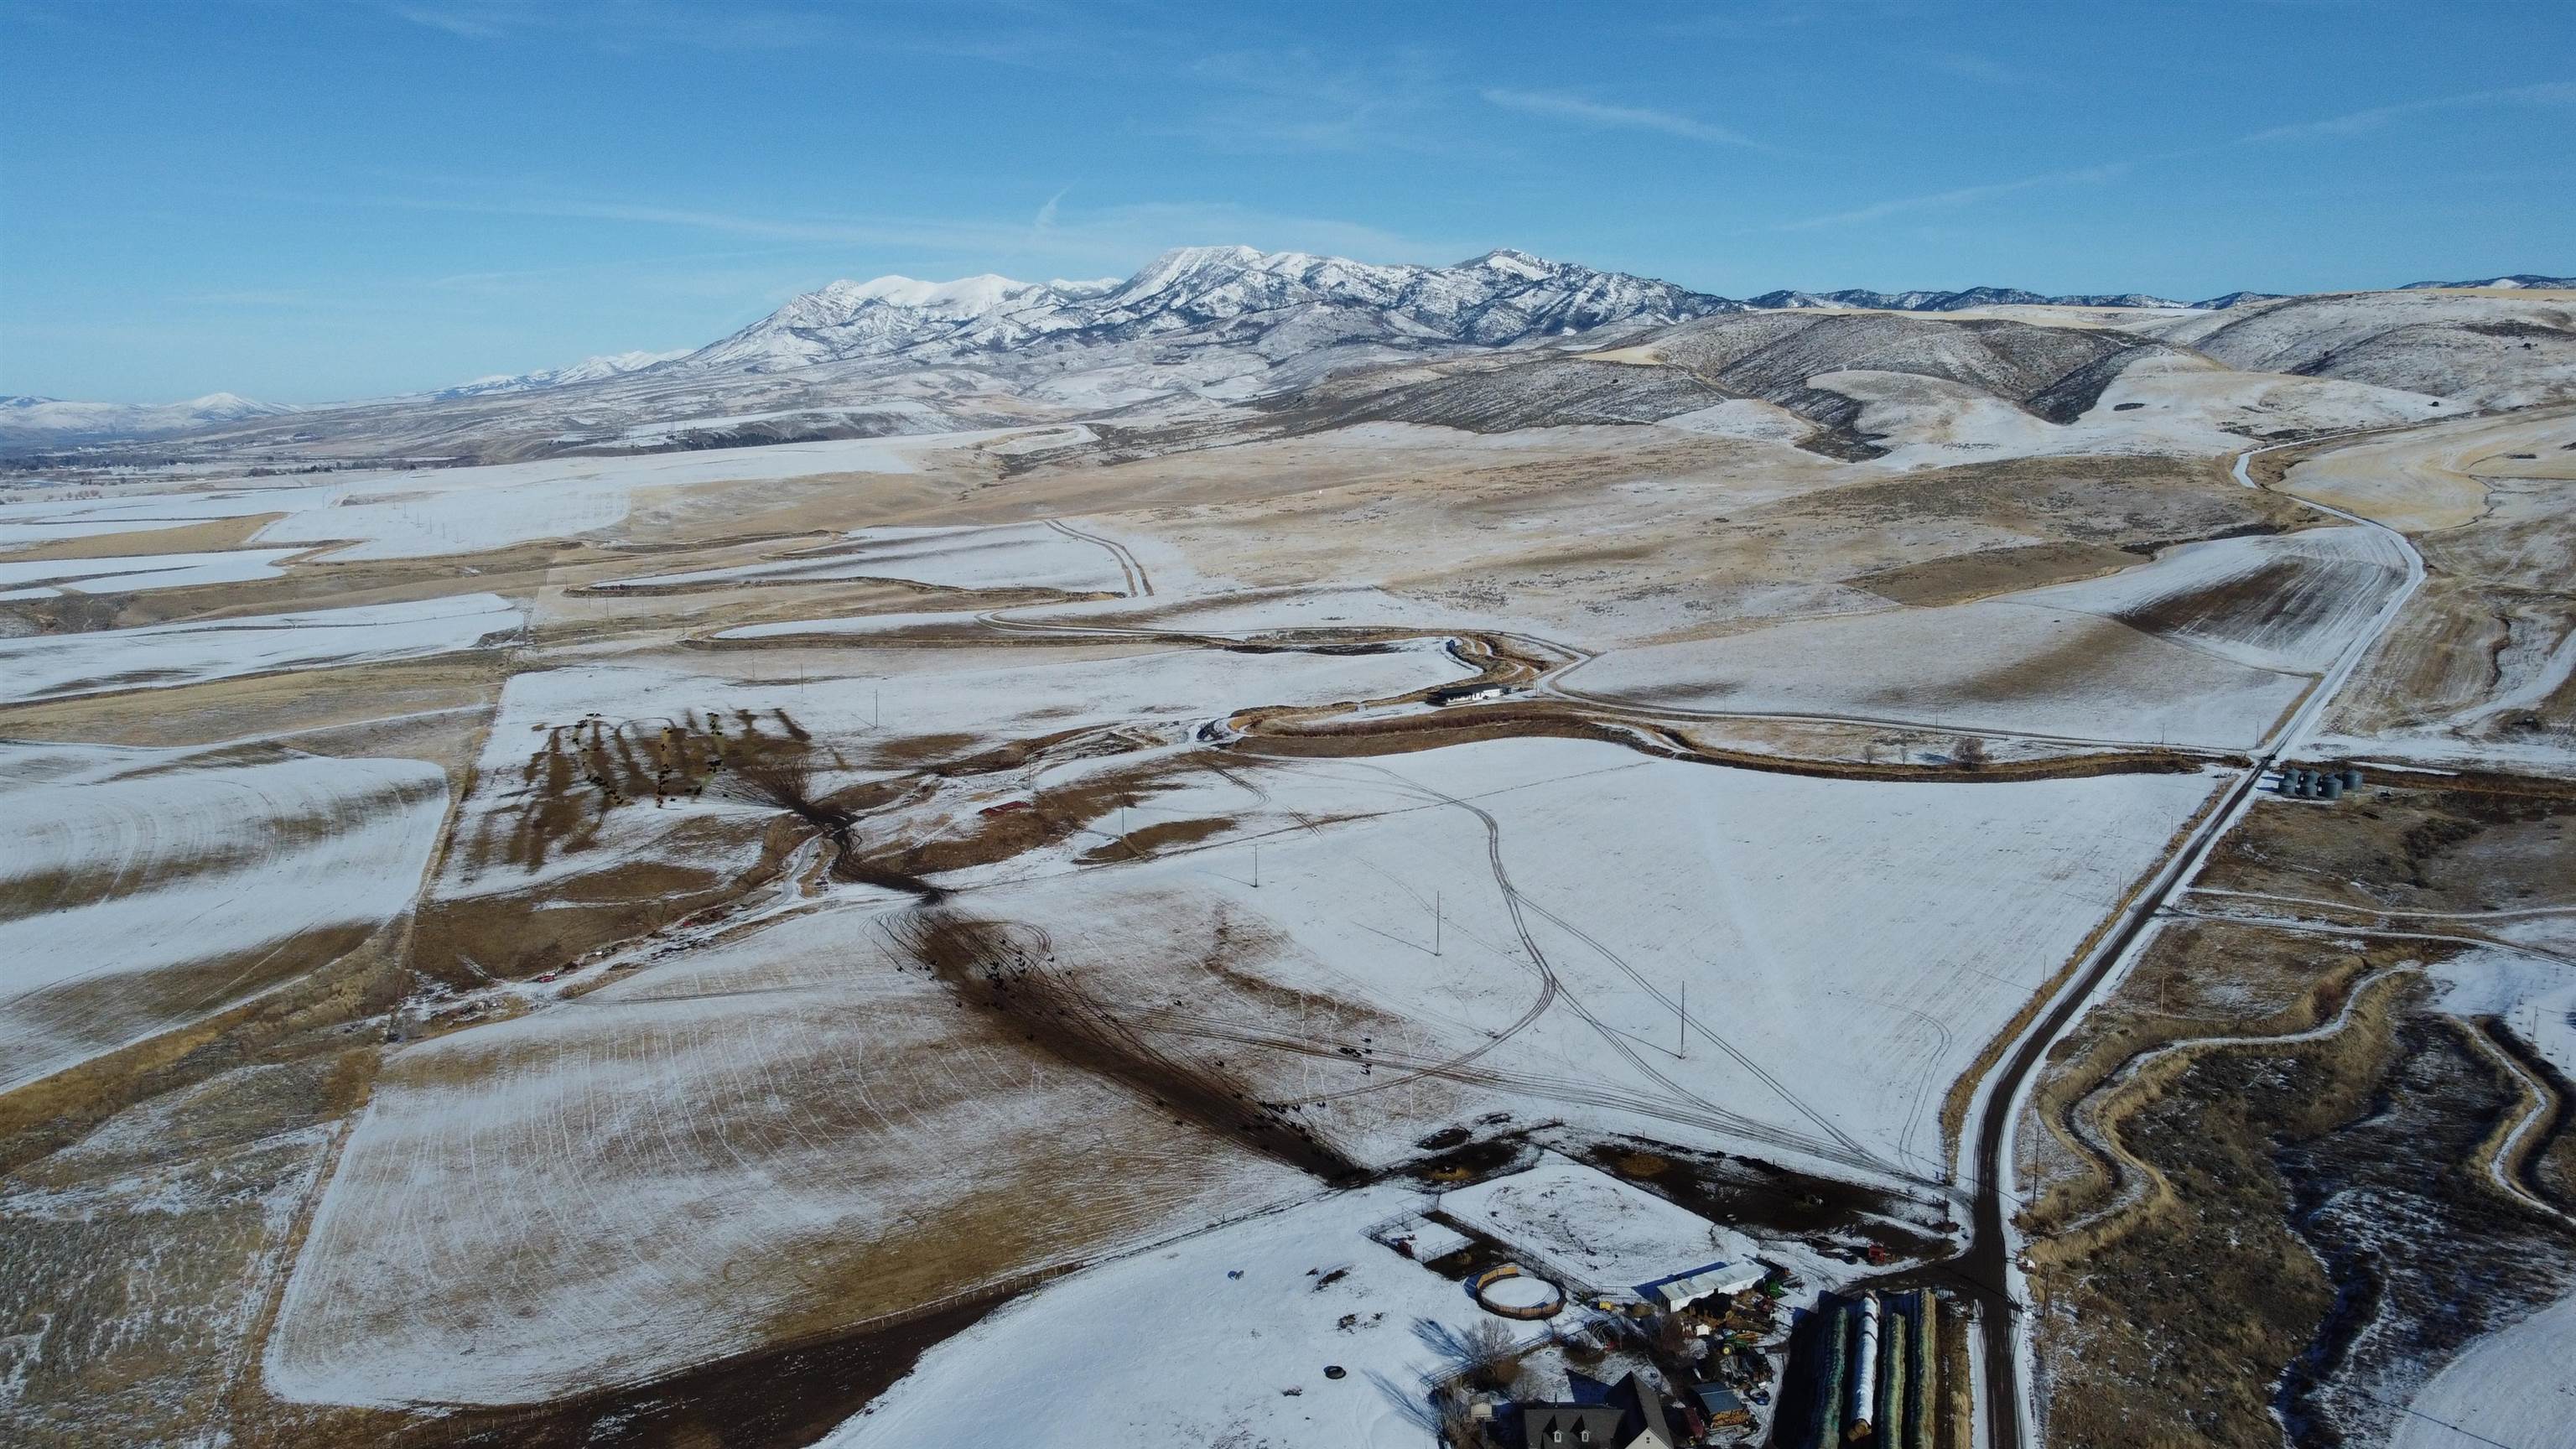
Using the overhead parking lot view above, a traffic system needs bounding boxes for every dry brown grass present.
[2194,776,2576,915]
[2020,921,2402,1239]
[0,511,284,562]
[2028,971,2412,1449]
[1854,540,2141,607]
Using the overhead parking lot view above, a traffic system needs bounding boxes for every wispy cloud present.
[382,0,1105,64]
[1179,48,1457,154]
[1774,78,2574,233]
[2239,79,2576,143]
[1480,88,1770,151]
[391,5,510,39]
[1923,51,2050,91]
[316,185,1457,276]
[1774,163,2128,231]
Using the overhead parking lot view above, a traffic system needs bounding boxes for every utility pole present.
[1433,891,1441,957]
[1679,981,1688,1060]
[1252,842,1259,888]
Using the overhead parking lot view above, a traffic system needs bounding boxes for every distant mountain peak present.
[678,245,1742,376]
[0,391,294,444]
[1465,247,1555,277]
[439,349,689,399]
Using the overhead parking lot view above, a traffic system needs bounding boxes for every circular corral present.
[1472,1264,1566,1320]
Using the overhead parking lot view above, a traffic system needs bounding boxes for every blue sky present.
[4,0,2570,402]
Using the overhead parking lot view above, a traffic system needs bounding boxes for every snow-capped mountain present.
[680,247,1741,374]
[0,392,295,444]
[439,349,691,398]
[683,274,1116,371]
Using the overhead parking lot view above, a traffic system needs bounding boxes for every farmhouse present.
[1519,1371,1677,1449]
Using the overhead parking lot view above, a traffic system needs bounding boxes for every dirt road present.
[1949,430,2431,1449]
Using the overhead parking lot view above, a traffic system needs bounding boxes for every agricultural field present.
[3,267,2571,1449]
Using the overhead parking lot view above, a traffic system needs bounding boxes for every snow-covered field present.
[0,592,523,702]
[0,742,447,1089]
[264,900,1311,1407]
[2007,526,2409,674]
[434,641,1470,902]
[2389,1291,2576,1449]
[1547,526,2410,748]
[714,584,1515,647]
[2430,946,2576,1086]
[0,431,1005,565]
[251,471,636,560]
[1560,595,2309,747]
[0,481,344,541]
[250,437,953,561]
[1798,360,2438,470]
[13,260,2572,1449]
[0,546,305,600]
[1439,1155,1754,1297]
[940,737,2220,1179]
[817,1181,1525,1449]
[0,516,240,552]
[599,521,1139,595]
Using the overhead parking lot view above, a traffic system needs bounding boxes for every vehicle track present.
[1508,892,1875,1162]
[1041,517,1152,598]
[1137,1009,1889,1173]
[1276,759,1906,1181]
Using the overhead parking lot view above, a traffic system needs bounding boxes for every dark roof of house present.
[1521,1403,1628,1448]
[1520,1372,1675,1449]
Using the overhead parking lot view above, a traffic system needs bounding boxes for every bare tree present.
[1463,1317,1519,1389]
[1951,735,1989,771]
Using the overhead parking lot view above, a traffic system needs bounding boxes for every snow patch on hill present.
[0,392,295,443]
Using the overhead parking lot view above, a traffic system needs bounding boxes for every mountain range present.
[6,249,2568,446]
[457,252,2574,397]
[0,392,296,443]
[437,349,692,399]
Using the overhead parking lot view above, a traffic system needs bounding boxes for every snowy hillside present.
[1746,286,2191,312]
[0,391,294,443]
[21,250,2572,453]
[681,246,1741,374]
[2397,273,2575,290]
[438,349,690,397]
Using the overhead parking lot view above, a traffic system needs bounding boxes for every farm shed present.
[1647,1260,1768,1311]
